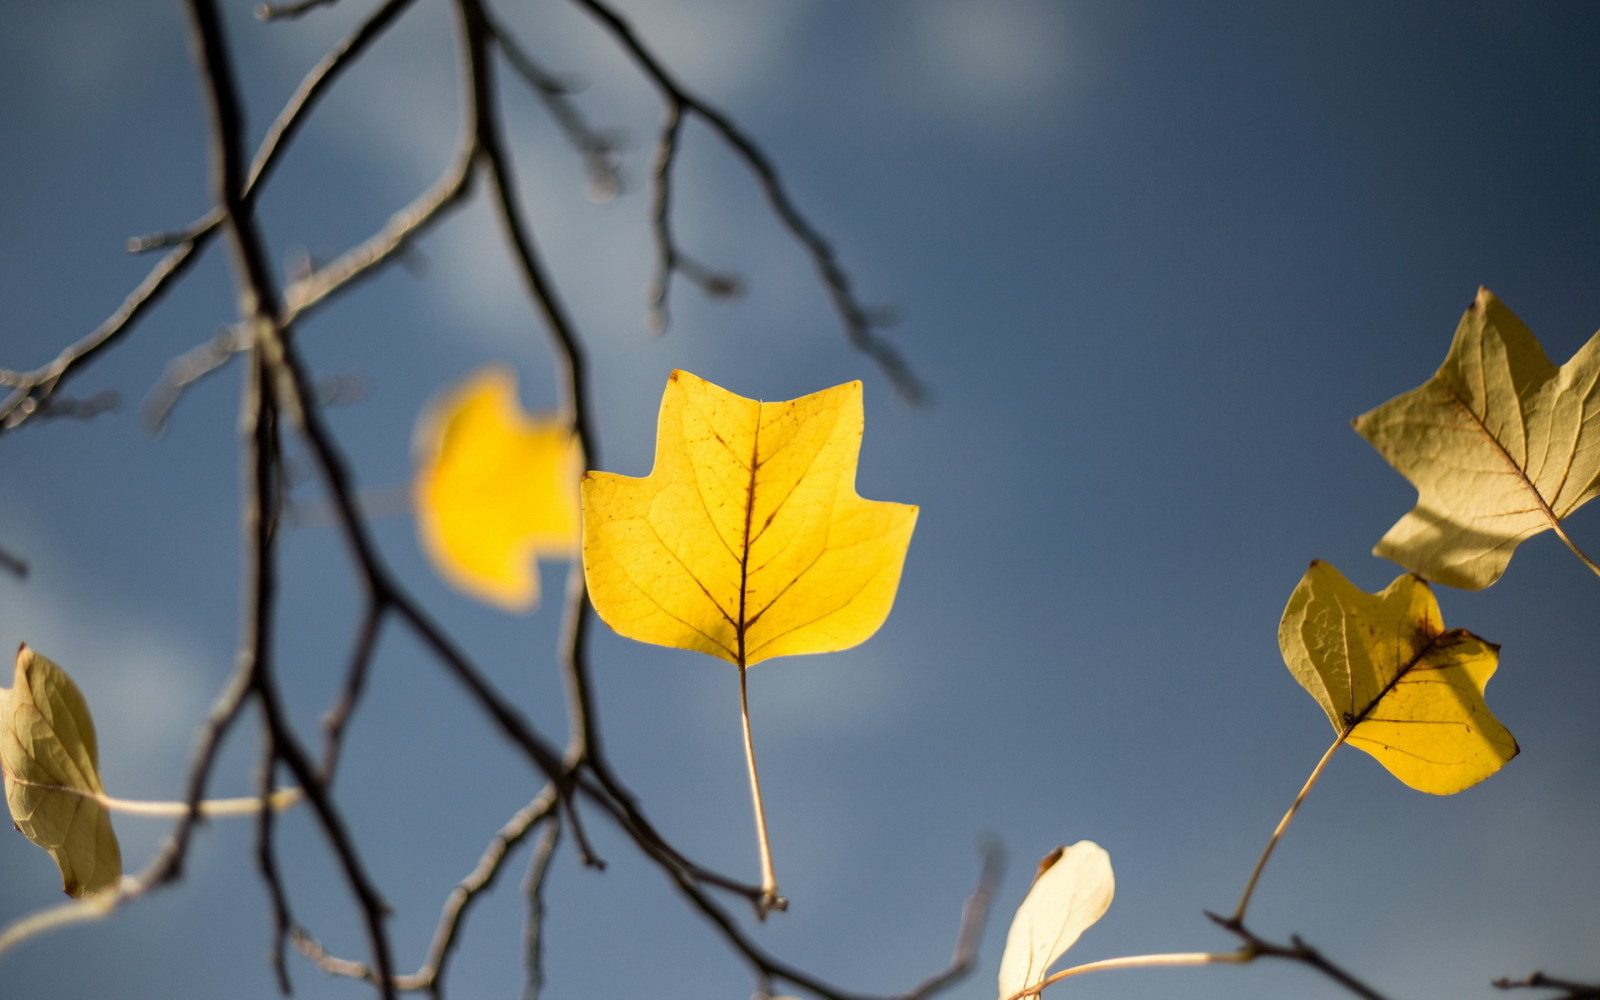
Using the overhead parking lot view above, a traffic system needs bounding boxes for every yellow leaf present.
[581,370,917,667]
[1278,561,1518,795]
[0,645,121,897]
[1354,287,1600,589]
[413,367,581,611]
[997,842,1115,1000]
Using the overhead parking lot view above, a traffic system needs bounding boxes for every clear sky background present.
[3,2,1599,999]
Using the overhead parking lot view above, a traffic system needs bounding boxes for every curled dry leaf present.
[1279,561,1518,794]
[413,366,581,611]
[1354,287,1600,589]
[582,369,917,666]
[0,645,121,897]
[997,842,1115,1000]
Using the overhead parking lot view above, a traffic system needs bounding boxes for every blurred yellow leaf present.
[997,842,1114,1000]
[1279,561,1518,794]
[414,367,581,611]
[1354,287,1600,589]
[582,369,917,666]
[0,645,121,897]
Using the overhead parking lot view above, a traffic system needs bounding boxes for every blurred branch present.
[257,0,343,20]
[2,0,415,436]
[1497,973,1600,1000]
[566,0,922,402]
[483,9,621,202]
[0,544,27,580]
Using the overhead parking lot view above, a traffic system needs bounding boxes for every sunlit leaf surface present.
[1279,561,1518,794]
[0,645,121,897]
[1355,287,1600,589]
[997,842,1114,1000]
[582,370,917,666]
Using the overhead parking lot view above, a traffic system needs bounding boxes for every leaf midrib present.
[1441,384,1564,533]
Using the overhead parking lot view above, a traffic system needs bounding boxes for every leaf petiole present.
[6,772,302,817]
[1230,731,1346,924]
[738,663,786,917]
[1550,520,1600,582]
[1001,949,1251,1000]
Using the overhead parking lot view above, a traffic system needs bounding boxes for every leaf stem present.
[4,773,302,816]
[1002,949,1251,1000]
[1230,732,1347,924]
[738,663,785,916]
[1550,520,1600,582]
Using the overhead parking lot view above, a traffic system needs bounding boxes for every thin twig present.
[257,0,343,22]
[0,242,200,433]
[1209,915,1393,1000]
[1496,972,1600,1000]
[0,544,28,579]
[481,9,621,201]
[565,0,922,401]
[521,815,563,1000]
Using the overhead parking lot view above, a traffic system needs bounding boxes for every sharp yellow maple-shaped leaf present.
[414,367,581,611]
[997,843,1114,1000]
[0,645,121,897]
[1354,287,1600,589]
[583,369,916,914]
[582,369,917,667]
[1279,561,1518,794]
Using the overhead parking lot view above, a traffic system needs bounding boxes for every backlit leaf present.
[0,645,121,897]
[1278,561,1518,795]
[997,842,1115,1000]
[1354,287,1600,589]
[581,370,917,667]
[413,367,581,611]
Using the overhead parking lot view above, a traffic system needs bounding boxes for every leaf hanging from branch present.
[1279,560,1518,794]
[581,369,917,915]
[1354,287,1600,589]
[997,842,1115,1000]
[0,645,122,898]
[581,369,917,666]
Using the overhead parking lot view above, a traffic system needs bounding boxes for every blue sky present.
[3,2,1599,999]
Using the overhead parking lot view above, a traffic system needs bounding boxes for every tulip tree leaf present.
[581,370,917,667]
[1279,561,1518,795]
[997,842,1115,1000]
[413,366,581,611]
[1354,287,1600,589]
[0,645,121,897]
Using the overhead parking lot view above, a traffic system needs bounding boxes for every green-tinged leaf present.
[0,645,121,897]
[998,842,1115,1000]
[1354,287,1600,589]
[582,369,917,667]
[413,366,581,611]
[1279,561,1518,794]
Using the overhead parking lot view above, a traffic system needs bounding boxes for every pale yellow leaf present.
[1279,561,1518,794]
[0,645,121,897]
[413,367,581,610]
[1354,287,1600,589]
[998,842,1115,1000]
[581,370,917,667]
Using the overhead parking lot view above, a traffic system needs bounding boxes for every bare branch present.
[1496,973,1600,1000]
[1209,914,1394,1000]
[257,0,343,22]
[0,544,27,580]
[482,9,622,202]
[564,0,923,402]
